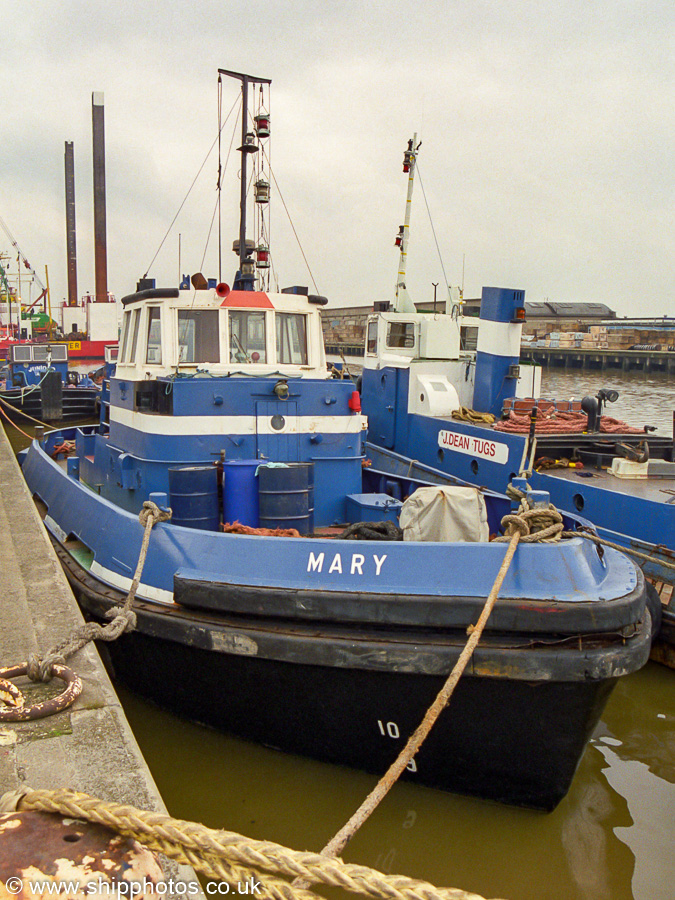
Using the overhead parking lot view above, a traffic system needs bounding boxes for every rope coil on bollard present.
[506,482,675,570]
[0,787,504,900]
[0,500,171,721]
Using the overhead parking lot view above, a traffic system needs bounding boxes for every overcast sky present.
[1,1,672,317]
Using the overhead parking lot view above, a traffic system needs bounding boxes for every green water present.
[117,662,674,900]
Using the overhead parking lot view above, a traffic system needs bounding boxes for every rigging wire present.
[262,145,320,295]
[142,94,239,279]
[217,75,223,282]
[0,213,47,294]
[415,162,451,298]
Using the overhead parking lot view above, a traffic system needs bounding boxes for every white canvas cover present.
[399,485,490,543]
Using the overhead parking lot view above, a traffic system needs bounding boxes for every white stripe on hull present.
[110,407,367,436]
[90,560,175,605]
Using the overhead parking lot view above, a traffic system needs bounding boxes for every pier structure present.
[520,346,675,374]
[321,303,675,374]
[0,424,196,892]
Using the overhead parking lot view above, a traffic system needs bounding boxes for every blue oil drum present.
[168,465,220,531]
[223,459,260,527]
[258,463,314,534]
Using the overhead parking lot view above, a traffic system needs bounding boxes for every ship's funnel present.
[473,287,526,417]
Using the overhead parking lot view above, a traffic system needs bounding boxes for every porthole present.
[270,414,286,431]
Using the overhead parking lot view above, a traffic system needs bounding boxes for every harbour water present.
[2,368,673,900]
[538,369,674,437]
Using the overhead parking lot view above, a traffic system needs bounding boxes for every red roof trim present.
[220,291,274,309]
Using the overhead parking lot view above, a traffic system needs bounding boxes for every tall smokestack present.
[64,141,78,307]
[92,91,108,303]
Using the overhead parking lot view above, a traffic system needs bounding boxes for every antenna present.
[218,69,271,291]
[394,135,421,313]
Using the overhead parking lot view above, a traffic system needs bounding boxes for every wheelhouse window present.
[386,321,415,349]
[178,309,220,363]
[34,344,68,362]
[366,320,378,354]
[119,311,132,362]
[12,346,32,362]
[229,310,267,363]
[276,313,307,365]
[128,309,141,363]
[145,307,162,365]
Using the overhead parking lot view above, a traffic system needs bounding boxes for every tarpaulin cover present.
[399,485,489,543]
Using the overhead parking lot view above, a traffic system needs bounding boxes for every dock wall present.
[520,346,675,373]
[0,423,196,890]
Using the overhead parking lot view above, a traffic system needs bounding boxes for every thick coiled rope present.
[506,483,675,569]
[450,407,496,425]
[0,788,502,900]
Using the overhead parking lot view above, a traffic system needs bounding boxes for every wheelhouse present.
[116,288,328,380]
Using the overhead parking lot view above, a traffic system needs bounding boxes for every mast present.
[394,135,420,313]
[218,68,271,291]
[0,254,12,336]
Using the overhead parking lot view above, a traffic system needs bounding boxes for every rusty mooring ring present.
[0,663,83,721]
[0,677,24,709]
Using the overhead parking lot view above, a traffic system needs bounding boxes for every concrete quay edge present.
[0,423,200,894]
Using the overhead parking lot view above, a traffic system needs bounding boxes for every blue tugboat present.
[359,138,675,663]
[19,73,660,810]
[1,341,99,422]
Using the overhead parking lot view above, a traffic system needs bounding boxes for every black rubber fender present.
[645,582,663,640]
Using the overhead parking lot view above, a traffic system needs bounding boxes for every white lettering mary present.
[306,552,388,576]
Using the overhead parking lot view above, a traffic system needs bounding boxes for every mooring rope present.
[561,529,675,571]
[0,392,53,429]
[450,407,496,425]
[506,483,675,571]
[307,495,563,868]
[0,500,171,721]
[0,788,502,900]
[0,397,34,440]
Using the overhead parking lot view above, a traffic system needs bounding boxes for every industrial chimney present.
[64,141,78,307]
[92,92,108,302]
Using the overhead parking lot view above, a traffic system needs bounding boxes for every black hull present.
[102,627,614,810]
[1,386,98,423]
[55,547,653,811]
